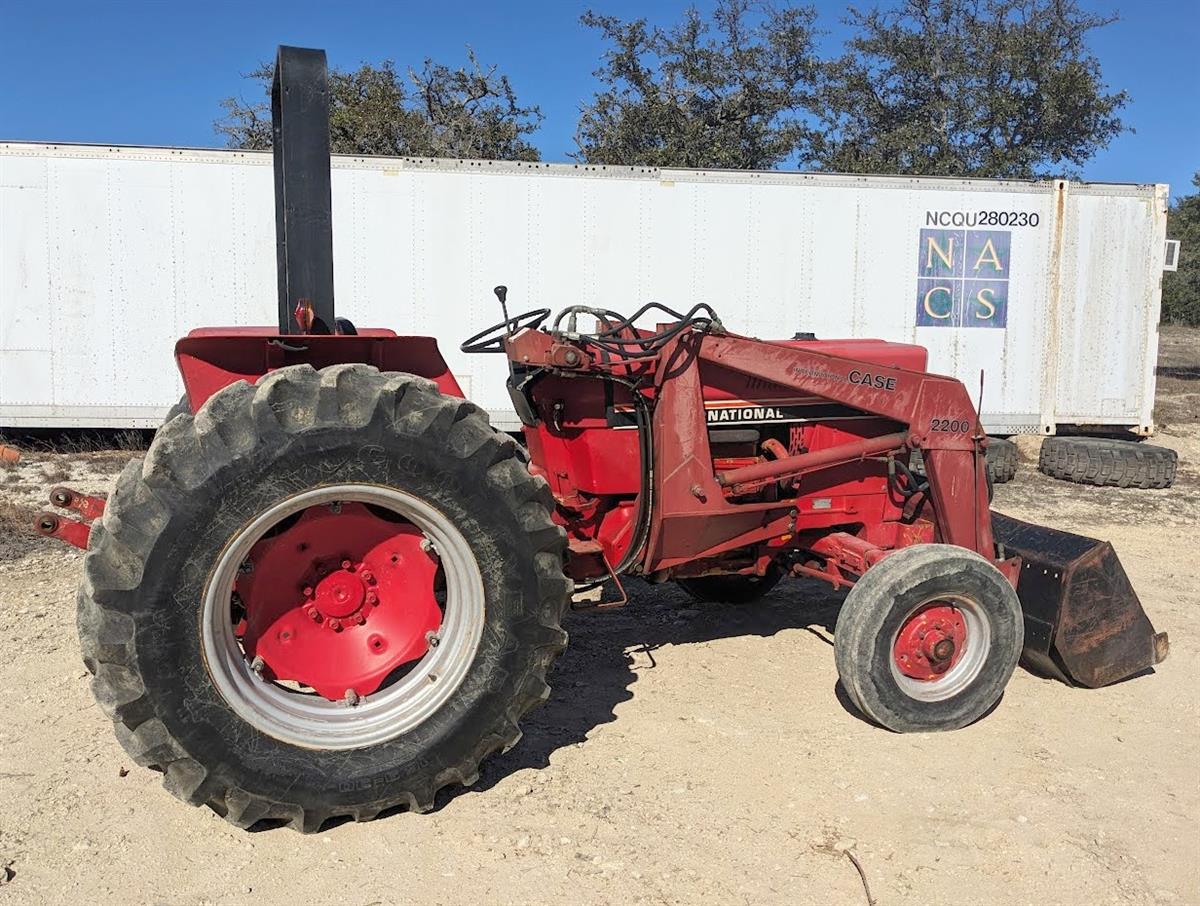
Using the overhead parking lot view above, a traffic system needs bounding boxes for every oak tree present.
[1163,174,1200,326]
[216,51,543,161]
[574,0,821,169]
[812,0,1128,178]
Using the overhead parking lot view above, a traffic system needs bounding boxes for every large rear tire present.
[834,545,1022,733]
[78,364,571,831]
[161,394,191,426]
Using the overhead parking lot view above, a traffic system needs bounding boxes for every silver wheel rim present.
[201,484,485,750]
[888,594,990,702]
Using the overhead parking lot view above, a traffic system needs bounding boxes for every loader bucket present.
[991,513,1169,688]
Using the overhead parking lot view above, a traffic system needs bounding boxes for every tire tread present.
[1038,436,1176,489]
[79,364,570,832]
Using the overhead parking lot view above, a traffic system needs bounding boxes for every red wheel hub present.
[893,602,967,681]
[313,568,368,619]
[234,502,442,702]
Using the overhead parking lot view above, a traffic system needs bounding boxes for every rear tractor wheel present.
[834,544,1023,733]
[78,364,571,831]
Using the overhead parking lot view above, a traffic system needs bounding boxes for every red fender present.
[174,327,463,412]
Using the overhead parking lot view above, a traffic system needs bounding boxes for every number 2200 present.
[930,418,971,433]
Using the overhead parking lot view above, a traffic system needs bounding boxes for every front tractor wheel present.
[833,545,1023,733]
[78,364,571,831]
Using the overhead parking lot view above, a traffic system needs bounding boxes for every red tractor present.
[38,48,1167,832]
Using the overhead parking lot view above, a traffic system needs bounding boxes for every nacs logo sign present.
[915,229,1010,328]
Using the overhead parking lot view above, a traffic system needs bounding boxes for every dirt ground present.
[1,332,1198,906]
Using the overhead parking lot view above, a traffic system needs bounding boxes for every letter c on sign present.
[923,286,953,319]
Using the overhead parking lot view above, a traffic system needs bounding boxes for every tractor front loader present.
[35,47,1167,832]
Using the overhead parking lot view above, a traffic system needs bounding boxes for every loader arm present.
[679,331,994,557]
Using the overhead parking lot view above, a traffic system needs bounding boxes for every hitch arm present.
[33,487,107,551]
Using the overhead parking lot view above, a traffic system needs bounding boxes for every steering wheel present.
[460,308,551,354]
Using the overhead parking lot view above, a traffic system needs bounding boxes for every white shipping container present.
[0,142,1171,434]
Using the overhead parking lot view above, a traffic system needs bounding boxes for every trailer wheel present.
[78,364,571,831]
[677,567,782,604]
[834,544,1022,733]
[909,437,1017,484]
[1038,436,1177,489]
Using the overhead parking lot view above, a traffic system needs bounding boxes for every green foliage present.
[578,0,1126,178]
[215,51,542,161]
[1162,174,1200,326]
[575,0,821,169]
[812,0,1128,178]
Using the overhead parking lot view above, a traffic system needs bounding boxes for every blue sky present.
[1,0,1195,197]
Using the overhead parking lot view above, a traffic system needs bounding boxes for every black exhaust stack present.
[272,45,335,335]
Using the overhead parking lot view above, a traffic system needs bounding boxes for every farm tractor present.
[35,48,1168,832]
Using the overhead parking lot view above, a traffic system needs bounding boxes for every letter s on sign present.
[974,286,996,320]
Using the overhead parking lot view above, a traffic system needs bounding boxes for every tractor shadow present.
[446,576,861,808]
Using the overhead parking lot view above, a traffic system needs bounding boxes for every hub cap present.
[202,484,485,750]
[889,595,989,702]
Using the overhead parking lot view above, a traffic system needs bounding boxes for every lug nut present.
[341,559,352,570]
[354,613,366,626]
[343,689,359,707]
[420,538,436,555]
[365,590,378,606]
[302,586,314,598]
[249,655,265,675]
[425,630,441,648]
[305,606,321,621]
[329,619,342,632]
[329,501,342,514]
[361,570,374,584]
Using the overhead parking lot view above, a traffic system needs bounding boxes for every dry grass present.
[41,463,70,484]
[0,429,150,462]
[0,499,38,535]
[0,500,47,561]
[1154,324,1200,428]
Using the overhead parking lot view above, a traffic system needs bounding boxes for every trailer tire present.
[985,438,1018,483]
[909,437,1017,485]
[1038,436,1176,489]
[834,544,1022,733]
[677,567,783,604]
[78,364,571,832]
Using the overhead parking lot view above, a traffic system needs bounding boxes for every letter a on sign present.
[966,231,1010,279]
